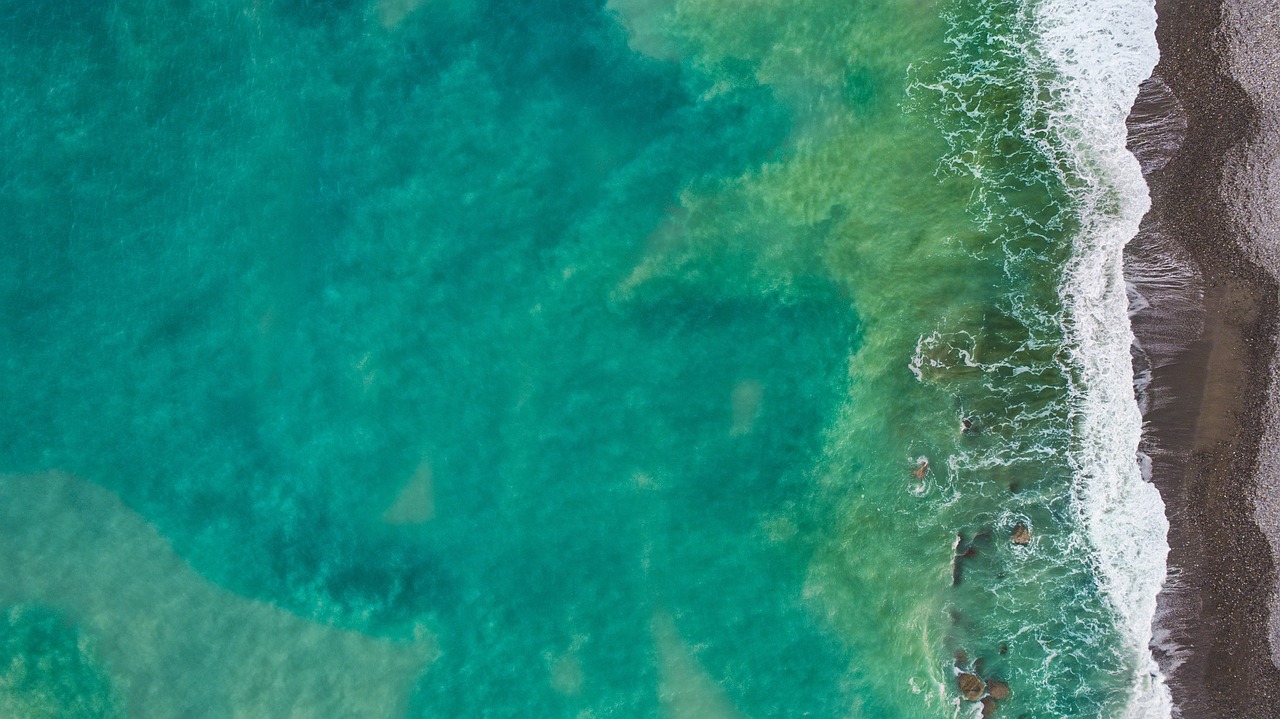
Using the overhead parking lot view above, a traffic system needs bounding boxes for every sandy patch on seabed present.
[0,472,437,718]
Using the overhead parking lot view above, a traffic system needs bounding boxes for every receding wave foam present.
[1029,0,1172,715]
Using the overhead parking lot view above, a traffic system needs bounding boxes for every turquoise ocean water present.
[0,0,1170,716]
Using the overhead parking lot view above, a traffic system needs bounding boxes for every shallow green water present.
[1,0,1156,716]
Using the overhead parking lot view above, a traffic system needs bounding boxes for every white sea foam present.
[1028,0,1173,715]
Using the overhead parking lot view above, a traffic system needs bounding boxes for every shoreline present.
[1126,0,1280,712]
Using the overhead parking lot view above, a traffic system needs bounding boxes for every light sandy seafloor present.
[0,473,438,718]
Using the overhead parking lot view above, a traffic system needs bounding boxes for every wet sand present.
[1126,0,1280,713]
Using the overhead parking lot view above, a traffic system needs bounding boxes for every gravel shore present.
[1126,0,1280,713]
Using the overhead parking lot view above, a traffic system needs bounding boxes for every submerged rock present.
[1011,523,1031,545]
[913,458,929,480]
[952,544,978,586]
[987,679,1010,700]
[981,696,998,716]
[957,672,985,701]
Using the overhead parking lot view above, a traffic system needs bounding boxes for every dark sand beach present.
[1127,0,1280,713]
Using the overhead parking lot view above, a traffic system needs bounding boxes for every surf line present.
[1029,0,1173,714]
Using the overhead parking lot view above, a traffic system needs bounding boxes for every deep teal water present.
[3,1,856,715]
[0,0,1160,716]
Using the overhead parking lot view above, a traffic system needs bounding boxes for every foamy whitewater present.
[1032,0,1173,714]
